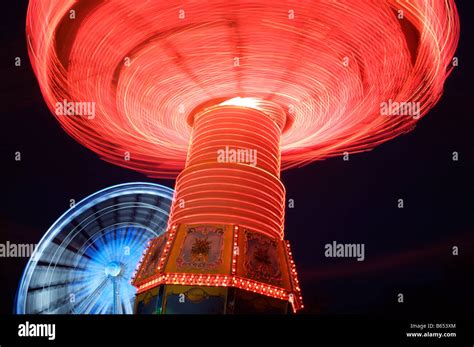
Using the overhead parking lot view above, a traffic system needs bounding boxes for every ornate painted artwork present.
[244,231,282,285]
[176,225,224,270]
[136,233,168,281]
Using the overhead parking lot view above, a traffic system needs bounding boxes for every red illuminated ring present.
[26,0,459,178]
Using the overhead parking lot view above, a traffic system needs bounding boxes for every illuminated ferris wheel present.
[15,182,174,314]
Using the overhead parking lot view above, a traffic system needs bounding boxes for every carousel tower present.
[132,100,302,313]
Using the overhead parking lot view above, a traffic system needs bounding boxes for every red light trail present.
[27,0,459,178]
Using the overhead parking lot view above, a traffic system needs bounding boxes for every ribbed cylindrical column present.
[168,105,286,239]
[133,102,304,313]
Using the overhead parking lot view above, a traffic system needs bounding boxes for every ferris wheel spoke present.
[73,277,111,314]
[123,295,134,314]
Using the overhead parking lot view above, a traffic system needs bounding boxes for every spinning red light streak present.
[27,0,459,178]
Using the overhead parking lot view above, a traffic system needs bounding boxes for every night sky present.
[1,0,472,315]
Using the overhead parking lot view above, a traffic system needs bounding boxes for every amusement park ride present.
[16,183,174,314]
[19,0,459,314]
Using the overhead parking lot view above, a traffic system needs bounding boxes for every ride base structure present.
[132,103,303,314]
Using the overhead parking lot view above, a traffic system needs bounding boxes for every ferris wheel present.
[15,182,174,314]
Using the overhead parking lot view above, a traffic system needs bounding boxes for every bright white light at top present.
[219,97,262,110]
